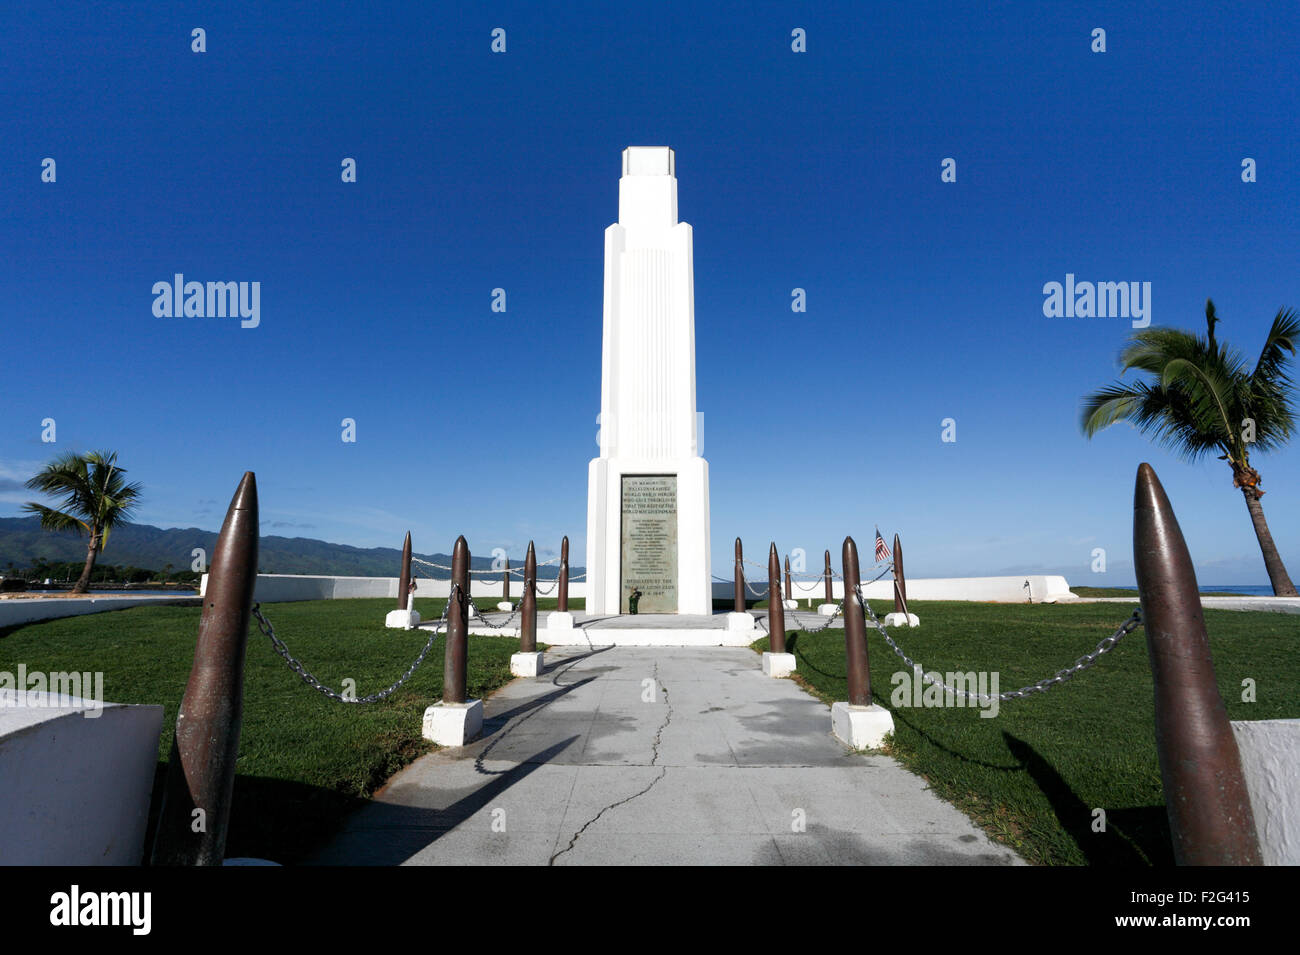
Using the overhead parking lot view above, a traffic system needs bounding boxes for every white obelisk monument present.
[586,147,712,615]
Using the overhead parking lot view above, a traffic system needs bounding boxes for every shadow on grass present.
[1001,732,1172,866]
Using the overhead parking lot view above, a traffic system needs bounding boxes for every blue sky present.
[2,2,1298,585]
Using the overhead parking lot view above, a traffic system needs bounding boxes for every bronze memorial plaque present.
[620,474,678,613]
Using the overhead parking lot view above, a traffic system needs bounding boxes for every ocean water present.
[1198,584,1276,596]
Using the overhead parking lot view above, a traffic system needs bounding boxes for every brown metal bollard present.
[784,555,792,606]
[734,537,745,612]
[444,536,470,704]
[892,533,909,615]
[824,549,833,603]
[1133,463,1262,866]
[398,531,412,610]
[768,543,786,654]
[503,557,510,602]
[558,535,569,613]
[842,536,871,706]
[520,541,538,653]
[151,472,258,866]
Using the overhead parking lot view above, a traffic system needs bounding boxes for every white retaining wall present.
[736,575,1078,604]
[0,595,200,629]
[206,573,1079,604]
[1233,719,1300,865]
[201,573,586,603]
[0,695,163,864]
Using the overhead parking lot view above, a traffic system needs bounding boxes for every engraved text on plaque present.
[620,475,678,613]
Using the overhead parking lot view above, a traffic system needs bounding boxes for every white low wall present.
[201,573,586,603]
[202,573,1080,605]
[0,695,162,864]
[0,595,201,629]
[1233,718,1300,865]
[721,575,1078,604]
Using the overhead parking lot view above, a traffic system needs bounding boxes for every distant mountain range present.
[0,517,573,579]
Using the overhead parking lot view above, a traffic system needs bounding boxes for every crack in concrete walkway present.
[549,662,672,864]
[309,647,1024,866]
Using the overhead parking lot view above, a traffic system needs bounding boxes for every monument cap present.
[623,146,675,177]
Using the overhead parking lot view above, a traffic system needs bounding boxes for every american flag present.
[874,527,891,563]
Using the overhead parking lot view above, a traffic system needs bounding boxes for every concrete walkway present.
[310,647,1023,866]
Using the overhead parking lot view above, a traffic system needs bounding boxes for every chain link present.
[464,592,524,630]
[855,585,1143,703]
[253,596,449,704]
[771,564,890,634]
[411,555,558,575]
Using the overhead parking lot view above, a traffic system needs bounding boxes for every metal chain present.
[464,592,524,630]
[781,595,847,633]
[411,556,558,575]
[252,597,449,704]
[774,564,890,634]
[855,585,1143,703]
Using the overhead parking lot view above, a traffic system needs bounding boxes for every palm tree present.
[1081,300,1297,596]
[22,450,144,595]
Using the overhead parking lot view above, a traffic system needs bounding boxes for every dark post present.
[892,533,908,615]
[558,535,569,613]
[520,541,538,653]
[444,536,470,704]
[733,537,745,612]
[842,536,871,706]
[151,472,258,866]
[397,531,412,610]
[824,549,833,603]
[767,544,786,653]
[1134,463,1262,866]
[503,557,510,602]
[784,555,792,605]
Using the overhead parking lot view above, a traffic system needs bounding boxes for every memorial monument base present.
[385,609,420,629]
[510,652,544,678]
[762,652,796,678]
[422,700,483,747]
[831,702,895,750]
[586,457,712,616]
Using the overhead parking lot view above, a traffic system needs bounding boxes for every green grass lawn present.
[0,597,524,864]
[753,598,1299,865]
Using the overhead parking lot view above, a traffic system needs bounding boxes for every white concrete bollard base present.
[422,700,484,747]
[510,651,544,678]
[496,601,512,612]
[782,599,798,610]
[385,609,421,630]
[762,652,797,678]
[546,611,574,631]
[817,603,838,617]
[831,702,895,749]
[726,611,755,633]
[884,612,920,628]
